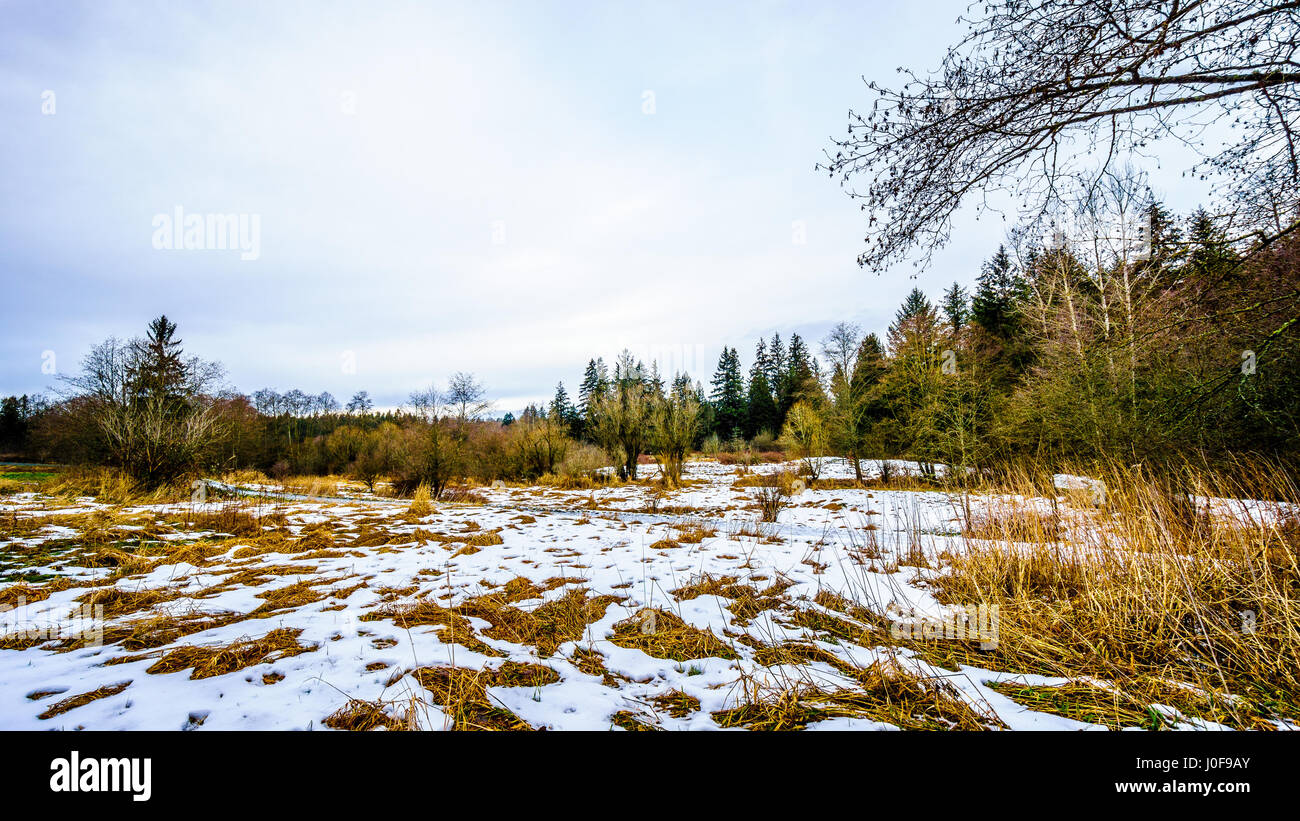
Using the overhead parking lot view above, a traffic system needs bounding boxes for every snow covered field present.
[0,458,1288,731]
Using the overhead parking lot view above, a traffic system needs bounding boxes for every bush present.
[559,444,609,478]
[755,471,800,522]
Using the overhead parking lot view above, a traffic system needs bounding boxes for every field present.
[1,458,1296,731]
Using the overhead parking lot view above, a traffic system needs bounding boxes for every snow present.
[0,458,1276,731]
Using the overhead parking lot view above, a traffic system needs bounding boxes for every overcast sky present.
[0,0,1218,414]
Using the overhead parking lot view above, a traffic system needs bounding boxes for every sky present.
[0,0,1219,414]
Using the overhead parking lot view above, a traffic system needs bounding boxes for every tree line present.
[3,201,1295,492]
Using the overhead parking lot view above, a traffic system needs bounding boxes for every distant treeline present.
[3,204,1296,488]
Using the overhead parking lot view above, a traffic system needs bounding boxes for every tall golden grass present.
[927,457,1300,728]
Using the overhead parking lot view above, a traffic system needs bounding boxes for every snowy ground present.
[0,458,1279,731]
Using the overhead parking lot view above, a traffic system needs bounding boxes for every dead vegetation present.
[609,608,739,661]
[37,680,132,720]
[407,663,558,730]
[928,461,1300,728]
[136,628,318,679]
[671,573,794,625]
[715,657,1000,730]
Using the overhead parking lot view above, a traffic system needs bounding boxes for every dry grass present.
[925,459,1300,728]
[609,608,739,661]
[408,663,558,730]
[747,471,802,522]
[37,681,132,720]
[610,710,660,730]
[650,688,701,717]
[962,507,1064,542]
[459,587,624,657]
[0,579,71,608]
[141,628,318,679]
[407,483,433,517]
[987,681,1160,730]
[44,468,153,505]
[323,698,409,731]
[278,475,350,497]
[715,657,999,730]
[672,573,794,625]
[361,600,505,657]
[75,585,185,618]
[179,504,287,539]
[674,520,717,544]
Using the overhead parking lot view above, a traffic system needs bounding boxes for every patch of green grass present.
[988,681,1152,730]
[0,471,58,483]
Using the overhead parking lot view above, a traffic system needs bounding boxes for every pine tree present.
[709,347,746,440]
[578,358,608,416]
[1185,208,1237,284]
[129,315,188,410]
[1141,200,1183,281]
[751,339,769,391]
[781,333,818,419]
[970,246,1026,339]
[767,333,787,404]
[745,369,778,440]
[827,333,887,482]
[670,372,695,400]
[614,349,641,386]
[895,287,934,326]
[549,381,575,423]
[743,339,777,439]
[942,282,969,332]
[647,361,665,398]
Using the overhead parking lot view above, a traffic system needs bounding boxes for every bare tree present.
[445,372,492,425]
[820,321,862,389]
[407,385,442,424]
[821,1,1300,273]
[346,391,373,415]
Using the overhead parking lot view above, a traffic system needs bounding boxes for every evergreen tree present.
[0,395,31,452]
[709,347,746,440]
[752,339,770,389]
[549,381,575,422]
[670,372,695,400]
[767,333,787,404]
[970,246,1026,339]
[744,339,778,439]
[578,358,608,418]
[781,333,818,418]
[646,361,665,398]
[942,282,969,332]
[827,333,888,481]
[128,315,188,411]
[1140,200,1183,282]
[1185,208,1237,284]
[745,368,778,440]
[895,287,935,326]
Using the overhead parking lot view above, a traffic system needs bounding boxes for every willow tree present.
[647,391,700,487]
